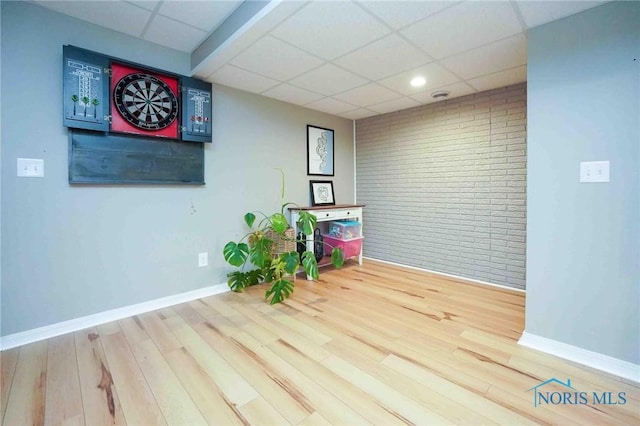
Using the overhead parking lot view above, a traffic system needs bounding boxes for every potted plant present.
[222,170,345,304]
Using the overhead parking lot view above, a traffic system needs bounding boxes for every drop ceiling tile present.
[231,36,323,81]
[158,1,241,31]
[125,1,158,12]
[441,34,527,80]
[237,0,308,35]
[333,83,401,108]
[368,96,421,114]
[516,1,605,29]
[192,1,308,80]
[378,62,460,96]
[410,81,476,104]
[467,65,527,92]
[340,108,378,120]
[305,98,358,115]
[196,62,224,82]
[271,1,390,60]
[335,34,432,81]
[288,64,368,96]
[262,84,324,106]
[36,1,152,38]
[358,0,453,29]
[212,65,280,93]
[144,15,208,52]
[401,1,522,59]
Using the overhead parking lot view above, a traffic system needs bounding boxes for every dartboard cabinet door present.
[63,45,110,132]
[180,76,213,143]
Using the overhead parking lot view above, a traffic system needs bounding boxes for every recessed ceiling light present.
[410,76,426,87]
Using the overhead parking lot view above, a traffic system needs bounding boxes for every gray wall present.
[356,84,527,290]
[0,3,3,334]
[0,1,354,336]
[526,1,639,364]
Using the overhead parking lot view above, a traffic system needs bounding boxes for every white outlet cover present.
[17,158,44,177]
[580,161,609,183]
[198,252,208,267]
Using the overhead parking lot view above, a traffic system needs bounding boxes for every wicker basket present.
[266,227,296,257]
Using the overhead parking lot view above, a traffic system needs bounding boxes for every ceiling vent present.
[431,90,450,99]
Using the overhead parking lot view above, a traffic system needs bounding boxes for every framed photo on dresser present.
[310,180,335,206]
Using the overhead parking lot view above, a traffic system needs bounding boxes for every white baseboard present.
[363,256,526,293]
[0,283,229,351]
[519,331,640,383]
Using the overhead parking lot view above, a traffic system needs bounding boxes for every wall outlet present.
[17,158,44,177]
[580,161,609,183]
[198,252,208,267]
[580,161,609,182]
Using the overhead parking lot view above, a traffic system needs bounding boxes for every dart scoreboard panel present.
[62,45,210,185]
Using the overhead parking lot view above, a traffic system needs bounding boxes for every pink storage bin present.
[322,235,363,259]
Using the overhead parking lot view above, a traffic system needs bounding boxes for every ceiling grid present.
[33,0,606,118]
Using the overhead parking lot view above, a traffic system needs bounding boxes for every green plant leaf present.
[227,269,264,291]
[272,259,287,281]
[223,242,249,267]
[270,213,288,234]
[244,212,256,228]
[250,237,273,268]
[227,271,249,291]
[246,269,265,286]
[297,211,317,235]
[265,278,294,304]
[279,251,300,275]
[301,251,319,280]
[331,247,345,269]
[262,266,275,283]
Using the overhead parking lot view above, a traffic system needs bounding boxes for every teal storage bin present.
[328,220,362,240]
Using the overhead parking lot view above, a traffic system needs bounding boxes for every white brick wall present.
[356,84,527,290]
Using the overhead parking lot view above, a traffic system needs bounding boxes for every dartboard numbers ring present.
[113,73,178,130]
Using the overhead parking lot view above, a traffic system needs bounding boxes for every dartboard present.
[113,73,178,130]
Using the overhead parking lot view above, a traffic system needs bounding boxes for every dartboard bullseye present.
[113,73,178,130]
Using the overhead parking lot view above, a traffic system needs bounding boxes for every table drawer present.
[300,207,363,222]
[333,208,361,220]
[314,211,336,220]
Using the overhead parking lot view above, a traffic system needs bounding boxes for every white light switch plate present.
[580,161,609,183]
[17,158,44,177]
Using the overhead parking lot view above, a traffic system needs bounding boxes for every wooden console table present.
[289,204,365,280]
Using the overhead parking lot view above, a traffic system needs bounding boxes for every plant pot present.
[266,227,296,257]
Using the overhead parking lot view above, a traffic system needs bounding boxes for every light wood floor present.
[1,260,638,425]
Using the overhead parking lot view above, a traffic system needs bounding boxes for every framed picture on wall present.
[307,125,334,176]
[310,180,335,206]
